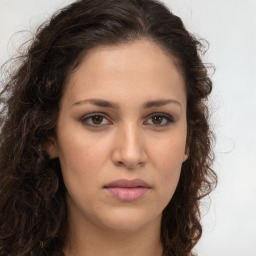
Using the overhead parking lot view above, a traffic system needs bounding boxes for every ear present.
[183,147,189,162]
[45,137,59,159]
[184,129,190,162]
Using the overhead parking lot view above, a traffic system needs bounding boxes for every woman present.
[0,0,217,255]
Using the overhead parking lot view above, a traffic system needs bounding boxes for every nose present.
[111,124,148,169]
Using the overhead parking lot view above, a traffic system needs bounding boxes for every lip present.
[104,179,151,202]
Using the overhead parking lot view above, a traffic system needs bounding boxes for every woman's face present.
[48,39,188,233]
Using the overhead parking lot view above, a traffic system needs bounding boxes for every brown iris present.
[92,115,103,124]
[152,116,163,125]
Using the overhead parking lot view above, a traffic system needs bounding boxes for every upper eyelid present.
[80,112,109,120]
[146,112,173,118]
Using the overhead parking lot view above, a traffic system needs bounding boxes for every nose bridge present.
[112,122,147,168]
[123,122,140,152]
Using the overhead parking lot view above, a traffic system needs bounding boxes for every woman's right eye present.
[81,113,111,127]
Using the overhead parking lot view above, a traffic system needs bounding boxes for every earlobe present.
[183,153,189,162]
[45,137,59,159]
[183,147,189,162]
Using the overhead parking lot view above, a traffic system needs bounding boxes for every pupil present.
[153,116,162,124]
[92,116,103,124]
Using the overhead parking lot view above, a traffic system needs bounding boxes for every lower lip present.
[105,187,149,202]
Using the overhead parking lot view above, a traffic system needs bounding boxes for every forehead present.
[74,40,183,77]
[62,39,186,106]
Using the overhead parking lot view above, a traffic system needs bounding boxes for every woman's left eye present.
[81,114,111,127]
[144,113,174,126]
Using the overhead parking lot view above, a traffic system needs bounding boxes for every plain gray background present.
[0,0,256,255]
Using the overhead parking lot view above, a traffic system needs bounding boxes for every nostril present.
[117,161,124,166]
[115,160,145,169]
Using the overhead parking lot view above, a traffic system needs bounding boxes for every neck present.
[63,213,163,256]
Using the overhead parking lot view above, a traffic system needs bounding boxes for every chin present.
[96,208,162,233]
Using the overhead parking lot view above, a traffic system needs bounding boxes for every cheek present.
[57,136,111,211]
[152,135,186,169]
[57,131,111,185]
[158,155,183,209]
[150,136,186,195]
[159,155,182,191]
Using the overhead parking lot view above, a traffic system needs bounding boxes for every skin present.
[47,39,188,256]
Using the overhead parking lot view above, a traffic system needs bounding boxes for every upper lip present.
[104,179,151,188]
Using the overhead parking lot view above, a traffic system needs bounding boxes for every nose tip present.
[111,127,148,169]
[115,151,146,169]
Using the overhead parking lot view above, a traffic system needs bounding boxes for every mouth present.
[104,179,151,202]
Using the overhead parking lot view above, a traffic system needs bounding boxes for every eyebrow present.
[72,98,181,109]
[72,99,119,108]
[143,99,181,109]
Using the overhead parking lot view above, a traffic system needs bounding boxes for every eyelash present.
[144,113,174,127]
[80,112,174,128]
[80,112,110,128]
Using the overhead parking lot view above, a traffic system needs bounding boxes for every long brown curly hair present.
[0,0,217,255]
